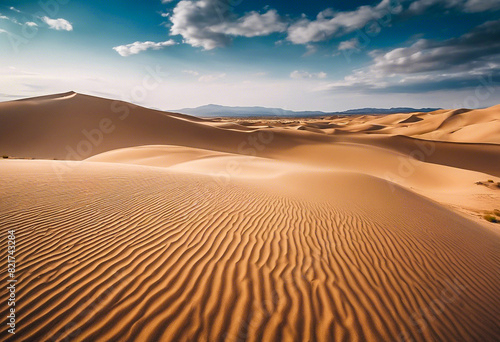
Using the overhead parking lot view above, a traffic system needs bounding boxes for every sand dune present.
[227,106,500,144]
[86,145,238,168]
[0,92,316,161]
[1,160,499,342]
[1,93,499,341]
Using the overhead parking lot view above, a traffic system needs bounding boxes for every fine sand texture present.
[1,92,499,342]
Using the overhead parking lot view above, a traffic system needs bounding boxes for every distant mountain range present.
[174,104,441,118]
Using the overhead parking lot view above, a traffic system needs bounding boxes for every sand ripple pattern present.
[1,163,499,342]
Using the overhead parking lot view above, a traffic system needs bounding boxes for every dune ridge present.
[1,92,499,162]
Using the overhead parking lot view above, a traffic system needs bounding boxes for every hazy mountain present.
[174,104,326,117]
[174,104,441,117]
[339,107,441,115]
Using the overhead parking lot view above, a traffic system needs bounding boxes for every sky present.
[0,0,499,111]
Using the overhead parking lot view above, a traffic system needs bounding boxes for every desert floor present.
[1,92,499,341]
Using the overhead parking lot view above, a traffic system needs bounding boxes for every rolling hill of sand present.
[1,92,499,341]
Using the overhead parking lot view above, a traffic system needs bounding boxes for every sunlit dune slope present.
[0,160,499,342]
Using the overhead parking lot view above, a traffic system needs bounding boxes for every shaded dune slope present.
[1,92,498,177]
[0,92,315,160]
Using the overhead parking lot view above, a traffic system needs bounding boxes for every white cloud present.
[0,29,9,34]
[0,14,37,27]
[9,7,21,13]
[183,70,199,76]
[0,14,22,25]
[303,44,318,56]
[169,0,286,50]
[113,39,177,56]
[285,0,500,46]
[287,0,402,45]
[164,0,499,50]
[338,37,360,50]
[210,10,287,37]
[41,17,73,31]
[409,0,458,13]
[369,20,500,75]
[318,20,500,94]
[315,69,389,92]
[317,72,327,79]
[409,0,500,13]
[198,73,226,82]
[290,70,327,79]
[463,0,500,12]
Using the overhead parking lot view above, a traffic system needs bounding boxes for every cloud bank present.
[41,17,73,31]
[319,19,500,93]
[169,0,286,50]
[113,40,177,56]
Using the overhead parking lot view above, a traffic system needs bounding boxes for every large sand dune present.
[1,93,499,341]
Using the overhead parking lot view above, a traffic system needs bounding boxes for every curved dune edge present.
[85,143,500,228]
[85,145,240,168]
[1,93,499,165]
[1,160,499,342]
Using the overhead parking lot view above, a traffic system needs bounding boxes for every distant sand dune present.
[399,114,423,124]
[1,92,499,161]
[86,145,237,168]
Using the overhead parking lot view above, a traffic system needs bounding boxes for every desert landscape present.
[0,92,499,341]
[2,1,500,340]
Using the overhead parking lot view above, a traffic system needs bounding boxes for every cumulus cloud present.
[153,0,500,51]
[338,38,361,51]
[9,7,21,13]
[409,0,500,13]
[0,14,22,25]
[113,39,177,56]
[290,70,327,79]
[408,0,463,13]
[287,0,402,45]
[321,68,500,94]
[287,0,499,46]
[1,13,37,27]
[370,19,500,75]
[210,10,286,37]
[183,70,200,76]
[319,19,500,93]
[169,0,286,50]
[464,0,500,12]
[41,17,73,31]
[317,72,328,79]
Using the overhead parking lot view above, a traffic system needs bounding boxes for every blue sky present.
[0,0,499,111]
